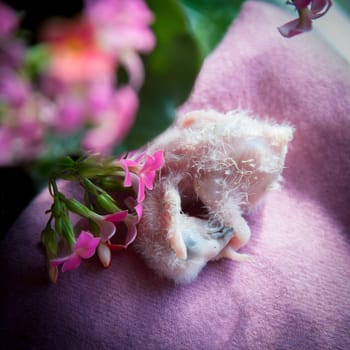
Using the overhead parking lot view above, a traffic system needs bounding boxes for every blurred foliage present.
[121,0,201,151]
[28,0,243,184]
[15,0,244,193]
[178,0,245,59]
[121,0,244,151]
[335,0,350,14]
[1,0,244,199]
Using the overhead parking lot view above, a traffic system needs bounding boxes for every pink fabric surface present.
[1,1,350,349]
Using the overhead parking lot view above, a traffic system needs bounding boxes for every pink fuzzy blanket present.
[1,1,350,349]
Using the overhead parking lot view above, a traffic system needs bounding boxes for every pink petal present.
[139,151,164,191]
[118,158,138,186]
[142,151,164,173]
[142,173,155,191]
[151,150,165,169]
[74,231,100,259]
[50,256,70,267]
[129,172,141,196]
[50,254,82,272]
[124,220,137,248]
[104,210,128,223]
[133,151,146,163]
[82,121,116,154]
[119,159,132,186]
[98,220,116,242]
[82,87,138,154]
[54,96,85,132]
[278,17,312,38]
[124,27,155,53]
[122,203,144,247]
[0,2,18,38]
[137,178,146,203]
[120,50,145,91]
[62,254,82,272]
[112,86,139,143]
[311,0,332,18]
[85,0,155,54]
[0,70,29,107]
[86,80,113,113]
[135,203,143,223]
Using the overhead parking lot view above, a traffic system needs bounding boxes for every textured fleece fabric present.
[1,1,350,349]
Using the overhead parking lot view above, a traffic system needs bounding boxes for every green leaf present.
[178,0,245,59]
[120,0,202,151]
[254,0,285,7]
[335,0,350,14]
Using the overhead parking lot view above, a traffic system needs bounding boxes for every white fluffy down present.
[134,109,294,283]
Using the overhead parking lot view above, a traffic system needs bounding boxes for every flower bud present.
[99,175,124,191]
[48,264,58,284]
[78,163,111,178]
[52,195,68,217]
[82,178,98,195]
[54,216,64,236]
[65,198,101,220]
[41,225,58,259]
[96,193,119,213]
[97,242,111,268]
[55,216,76,247]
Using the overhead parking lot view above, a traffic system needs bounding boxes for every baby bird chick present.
[134,109,294,283]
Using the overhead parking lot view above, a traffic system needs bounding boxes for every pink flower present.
[85,0,155,90]
[124,202,143,246]
[0,2,18,38]
[41,19,115,84]
[86,80,114,114]
[278,0,332,38]
[0,116,44,166]
[53,94,86,133]
[85,0,155,53]
[95,205,142,266]
[118,150,164,203]
[119,50,146,91]
[82,86,138,154]
[14,119,43,156]
[136,151,164,202]
[51,231,100,272]
[0,69,30,107]
[0,39,26,69]
[98,206,142,250]
[99,210,129,242]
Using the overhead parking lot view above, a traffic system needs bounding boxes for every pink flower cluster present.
[278,0,332,38]
[0,0,155,165]
[49,150,164,278]
[51,231,101,272]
